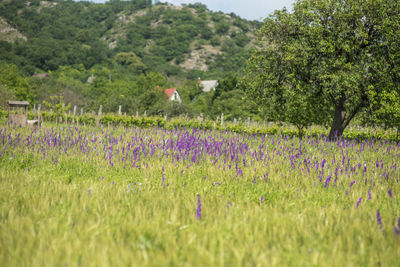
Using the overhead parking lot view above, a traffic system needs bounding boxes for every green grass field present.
[0,123,399,266]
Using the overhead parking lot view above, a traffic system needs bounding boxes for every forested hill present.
[0,0,261,77]
[0,0,262,120]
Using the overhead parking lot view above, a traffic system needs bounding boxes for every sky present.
[85,0,296,21]
[158,0,296,21]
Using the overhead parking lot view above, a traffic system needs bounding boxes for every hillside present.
[0,0,262,121]
[0,0,261,77]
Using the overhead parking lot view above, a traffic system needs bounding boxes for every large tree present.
[245,0,400,139]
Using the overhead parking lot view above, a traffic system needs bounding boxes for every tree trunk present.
[328,100,346,140]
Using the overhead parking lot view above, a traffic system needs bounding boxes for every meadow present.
[0,122,399,266]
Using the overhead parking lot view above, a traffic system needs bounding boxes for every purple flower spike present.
[324,176,331,188]
[377,210,383,230]
[394,226,400,235]
[260,195,264,203]
[196,194,202,220]
[388,188,393,198]
[368,189,372,200]
[356,197,362,208]
[394,217,400,235]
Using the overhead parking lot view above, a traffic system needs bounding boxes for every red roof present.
[165,88,177,99]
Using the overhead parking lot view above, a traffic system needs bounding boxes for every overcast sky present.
[158,0,296,20]
[85,0,296,21]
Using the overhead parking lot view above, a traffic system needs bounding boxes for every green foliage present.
[245,0,400,139]
[114,52,146,73]
[42,95,70,124]
[0,62,35,104]
[215,21,230,34]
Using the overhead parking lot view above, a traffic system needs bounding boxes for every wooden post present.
[80,108,83,116]
[118,105,122,116]
[96,105,102,126]
[73,105,77,116]
[136,111,139,117]
[33,104,36,113]
[221,113,224,128]
[144,110,147,117]
[37,104,41,127]
[247,117,250,129]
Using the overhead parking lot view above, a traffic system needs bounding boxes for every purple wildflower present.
[324,176,331,188]
[356,197,362,208]
[394,217,400,235]
[196,194,202,220]
[368,189,372,200]
[394,226,400,235]
[377,210,383,230]
[260,195,264,203]
[388,188,393,198]
[350,180,356,187]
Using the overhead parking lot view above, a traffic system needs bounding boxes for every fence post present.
[37,104,41,127]
[96,105,102,127]
[221,113,224,128]
[118,105,122,116]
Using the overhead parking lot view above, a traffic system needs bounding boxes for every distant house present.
[32,73,49,78]
[165,88,182,103]
[87,74,95,83]
[198,78,218,92]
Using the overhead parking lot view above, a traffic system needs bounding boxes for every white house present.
[198,78,218,92]
[165,88,182,103]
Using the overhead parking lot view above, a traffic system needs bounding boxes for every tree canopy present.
[245,0,400,139]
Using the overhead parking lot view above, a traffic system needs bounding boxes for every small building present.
[198,78,218,92]
[32,73,49,78]
[165,88,182,103]
[7,100,29,126]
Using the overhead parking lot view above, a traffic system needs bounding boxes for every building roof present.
[165,88,177,100]
[8,100,29,106]
[32,73,49,78]
[200,80,218,92]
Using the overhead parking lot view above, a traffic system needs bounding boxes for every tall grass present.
[0,122,399,266]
